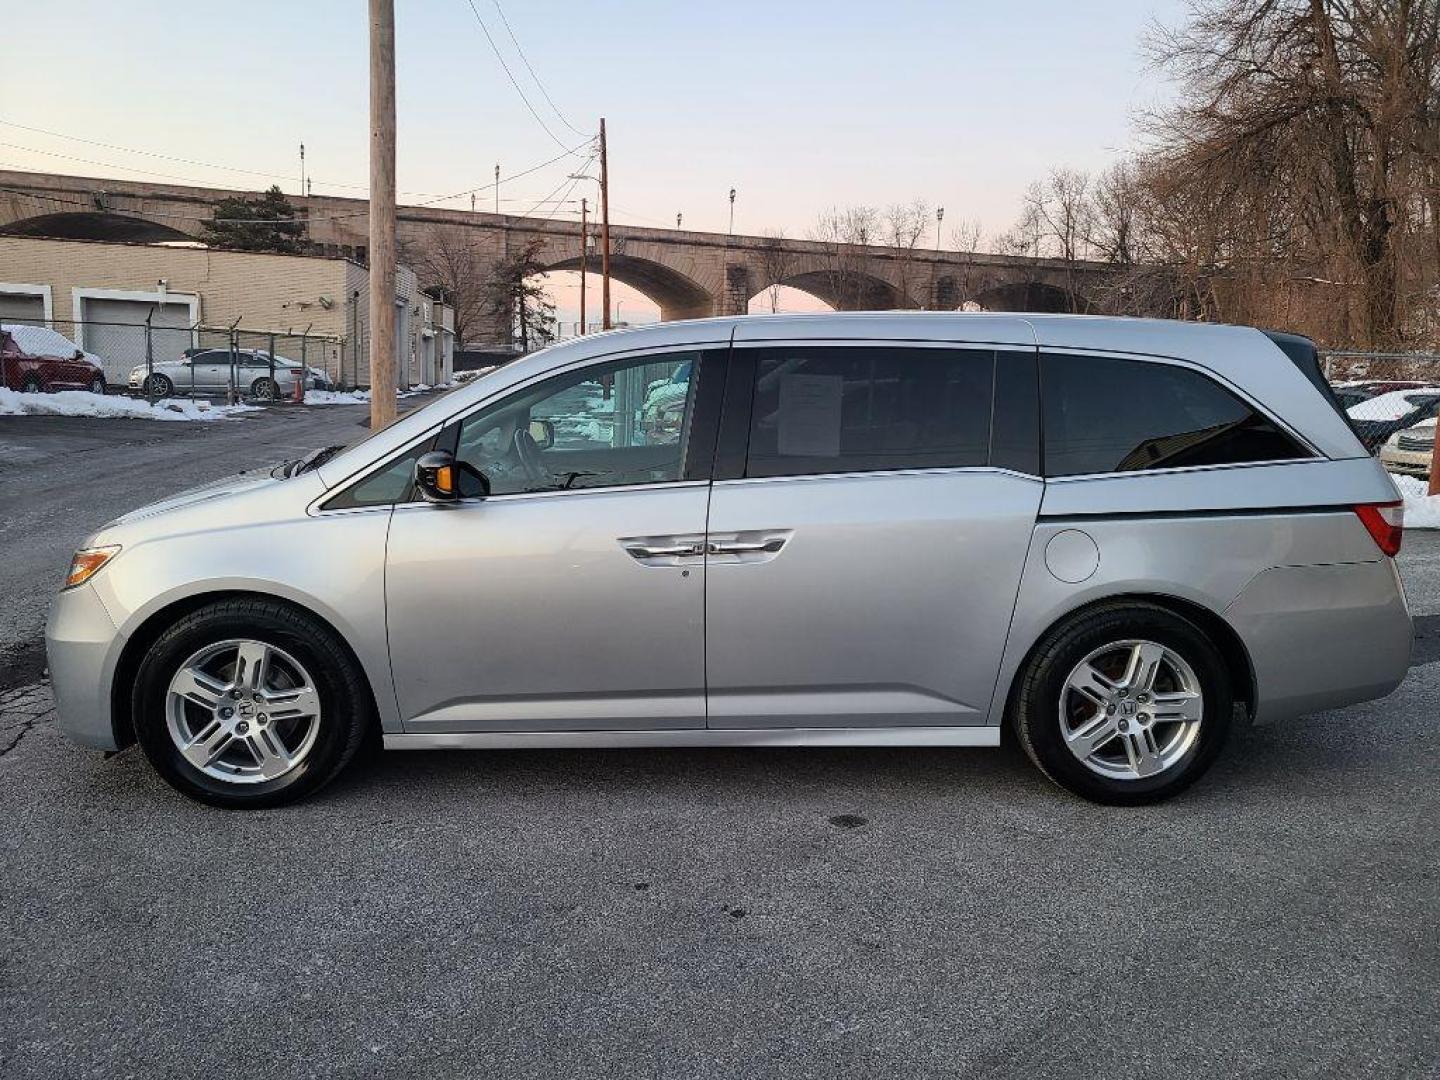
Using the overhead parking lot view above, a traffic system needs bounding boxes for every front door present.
[704,343,1043,729]
[385,349,720,733]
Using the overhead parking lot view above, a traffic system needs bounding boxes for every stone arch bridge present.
[0,169,1121,346]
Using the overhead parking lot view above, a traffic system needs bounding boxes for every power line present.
[461,0,578,152]
[0,118,450,198]
[0,137,596,226]
[489,0,588,138]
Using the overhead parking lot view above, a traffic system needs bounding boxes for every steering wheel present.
[512,425,548,487]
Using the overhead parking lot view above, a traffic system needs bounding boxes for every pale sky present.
[0,0,1186,326]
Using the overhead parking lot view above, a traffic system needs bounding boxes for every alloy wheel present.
[1059,639,1204,781]
[164,639,322,784]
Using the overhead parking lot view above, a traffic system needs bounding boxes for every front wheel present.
[143,373,174,397]
[132,599,372,808]
[1011,602,1233,805]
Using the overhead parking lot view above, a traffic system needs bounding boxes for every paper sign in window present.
[777,373,843,457]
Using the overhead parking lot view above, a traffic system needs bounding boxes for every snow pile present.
[304,383,453,406]
[0,388,260,421]
[304,389,372,405]
[454,366,497,383]
[1348,388,1440,422]
[1393,475,1440,529]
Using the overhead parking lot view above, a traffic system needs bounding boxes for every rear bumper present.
[1226,559,1412,723]
[45,583,124,750]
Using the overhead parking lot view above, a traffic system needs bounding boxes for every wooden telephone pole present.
[368,0,397,430]
[600,118,612,330]
[579,196,588,336]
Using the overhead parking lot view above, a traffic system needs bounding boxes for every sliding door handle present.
[707,537,787,556]
[625,541,704,559]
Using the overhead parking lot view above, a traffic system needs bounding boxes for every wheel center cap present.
[1120,700,1138,716]
[236,699,255,718]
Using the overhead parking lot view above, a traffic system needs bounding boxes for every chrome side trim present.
[384,726,1002,750]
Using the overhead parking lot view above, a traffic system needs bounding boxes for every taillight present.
[1354,501,1404,557]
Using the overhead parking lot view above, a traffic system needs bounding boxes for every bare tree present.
[884,199,930,308]
[1141,0,1440,346]
[400,225,488,346]
[948,217,984,254]
[756,229,792,313]
[809,205,891,309]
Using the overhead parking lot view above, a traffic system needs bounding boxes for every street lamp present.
[936,206,945,250]
[676,212,683,228]
[728,188,736,235]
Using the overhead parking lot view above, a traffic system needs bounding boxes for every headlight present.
[64,545,121,589]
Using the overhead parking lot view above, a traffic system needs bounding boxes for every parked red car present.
[0,329,107,393]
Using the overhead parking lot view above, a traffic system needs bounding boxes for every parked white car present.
[1380,417,1436,478]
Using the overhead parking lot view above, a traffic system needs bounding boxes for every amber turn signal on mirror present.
[64,545,121,589]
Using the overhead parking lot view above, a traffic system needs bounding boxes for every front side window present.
[743,346,994,478]
[454,351,703,496]
[1041,352,1312,477]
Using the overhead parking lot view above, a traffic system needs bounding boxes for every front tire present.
[144,373,174,397]
[1011,602,1233,805]
[131,599,372,808]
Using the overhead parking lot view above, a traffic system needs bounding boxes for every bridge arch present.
[0,210,195,244]
[542,252,713,322]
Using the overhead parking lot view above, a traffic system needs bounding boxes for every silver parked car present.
[49,314,1412,808]
[127,348,331,400]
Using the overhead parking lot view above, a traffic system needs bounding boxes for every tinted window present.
[454,351,703,496]
[744,346,994,478]
[1041,353,1311,477]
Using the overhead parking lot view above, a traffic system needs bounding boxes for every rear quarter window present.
[1041,353,1312,477]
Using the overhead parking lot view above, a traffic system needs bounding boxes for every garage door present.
[79,298,193,381]
[0,292,46,322]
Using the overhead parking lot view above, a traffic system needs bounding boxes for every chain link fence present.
[1,316,358,400]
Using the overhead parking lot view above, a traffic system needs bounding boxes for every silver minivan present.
[47,314,1412,808]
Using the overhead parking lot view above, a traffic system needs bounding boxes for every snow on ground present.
[304,382,454,406]
[1348,388,1440,422]
[1394,474,1440,529]
[0,388,260,421]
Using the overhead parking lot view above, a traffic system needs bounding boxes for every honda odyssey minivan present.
[46,314,1412,808]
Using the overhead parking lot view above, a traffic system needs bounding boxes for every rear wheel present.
[1011,602,1233,805]
[88,374,106,395]
[20,373,42,393]
[251,377,279,401]
[132,599,372,808]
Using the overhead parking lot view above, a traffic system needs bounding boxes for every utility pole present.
[368,0,397,430]
[494,164,500,214]
[579,196,588,336]
[599,117,612,330]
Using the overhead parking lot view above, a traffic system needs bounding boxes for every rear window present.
[1041,353,1312,477]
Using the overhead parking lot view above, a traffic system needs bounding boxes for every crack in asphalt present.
[0,682,52,757]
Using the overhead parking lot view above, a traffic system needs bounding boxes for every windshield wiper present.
[285,445,347,477]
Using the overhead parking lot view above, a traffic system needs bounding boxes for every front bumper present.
[45,583,124,750]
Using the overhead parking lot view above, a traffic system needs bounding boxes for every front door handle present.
[625,541,704,559]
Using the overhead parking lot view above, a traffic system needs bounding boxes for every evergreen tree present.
[482,239,556,352]
[201,186,307,253]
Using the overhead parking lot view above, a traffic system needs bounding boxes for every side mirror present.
[414,450,459,503]
[527,418,555,451]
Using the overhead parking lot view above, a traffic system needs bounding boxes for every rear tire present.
[88,375,106,395]
[21,374,42,393]
[131,599,373,809]
[251,377,279,401]
[1011,601,1232,805]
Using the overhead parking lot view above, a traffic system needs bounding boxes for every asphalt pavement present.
[0,404,1436,1079]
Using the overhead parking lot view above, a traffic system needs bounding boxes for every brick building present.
[0,235,453,387]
